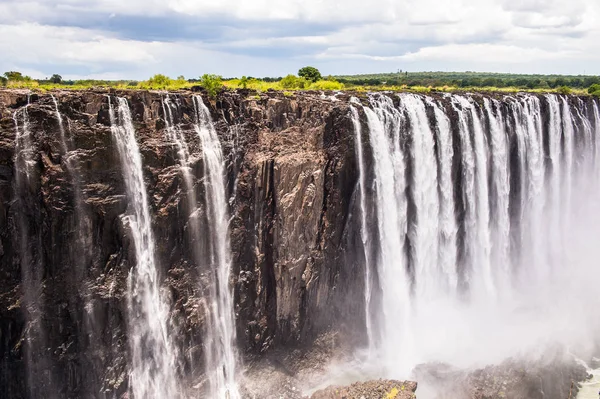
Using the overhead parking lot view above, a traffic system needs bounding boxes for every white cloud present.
[1,0,600,77]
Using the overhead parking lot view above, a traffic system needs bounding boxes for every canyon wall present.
[0,89,362,398]
[0,88,598,398]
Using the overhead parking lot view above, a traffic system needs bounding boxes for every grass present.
[0,79,593,97]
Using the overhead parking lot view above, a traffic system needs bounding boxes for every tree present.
[240,76,249,89]
[177,75,186,81]
[4,71,24,81]
[50,74,62,84]
[200,74,223,98]
[0,76,6,86]
[588,84,600,94]
[298,66,322,82]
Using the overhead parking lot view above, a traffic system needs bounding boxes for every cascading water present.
[13,96,56,398]
[192,95,240,399]
[349,101,374,350]
[108,96,179,399]
[162,95,195,195]
[400,94,440,300]
[350,92,600,383]
[425,97,458,294]
[362,94,412,374]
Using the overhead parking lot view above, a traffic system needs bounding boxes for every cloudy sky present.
[1,0,599,80]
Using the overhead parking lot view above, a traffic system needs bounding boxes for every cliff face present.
[1,89,597,399]
[0,89,362,398]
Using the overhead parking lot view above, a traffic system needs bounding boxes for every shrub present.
[144,74,173,89]
[309,80,344,90]
[240,76,249,89]
[557,86,572,95]
[298,66,322,82]
[279,74,308,89]
[588,84,600,94]
[0,76,6,86]
[200,74,223,98]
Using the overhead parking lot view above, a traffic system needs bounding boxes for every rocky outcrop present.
[309,379,417,399]
[413,353,589,399]
[0,88,362,398]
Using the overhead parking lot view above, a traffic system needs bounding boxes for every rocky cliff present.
[0,88,363,398]
[0,88,596,399]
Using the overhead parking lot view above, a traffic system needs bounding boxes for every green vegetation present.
[0,69,598,96]
[50,74,62,84]
[334,71,600,90]
[280,74,309,89]
[199,74,223,98]
[298,66,322,82]
[557,86,572,95]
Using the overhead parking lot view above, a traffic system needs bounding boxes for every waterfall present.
[363,94,412,373]
[192,95,240,399]
[162,95,195,193]
[451,95,494,297]
[349,102,374,350]
[108,97,179,399]
[400,94,440,300]
[483,97,511,290]
[13,96,56,398]
[352,92,600,378]
[425,97,458,294]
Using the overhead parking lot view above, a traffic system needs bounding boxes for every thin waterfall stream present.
[108,96,180,399]
[193,95,240,399]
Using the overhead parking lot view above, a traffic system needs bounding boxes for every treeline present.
[2,69,599,94]
[335,71,600,89]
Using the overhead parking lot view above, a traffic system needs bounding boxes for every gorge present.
[0,88,599,398]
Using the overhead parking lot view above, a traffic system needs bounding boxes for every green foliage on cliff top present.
[199,74,223,98]
[298,66,322,82]
[1,69,597,96]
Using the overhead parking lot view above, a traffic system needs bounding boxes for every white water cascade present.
[350,93,600,382]
[192,95,240,399]
[349,102,375,351]
[13,96,54,398]
[108,97,179,399]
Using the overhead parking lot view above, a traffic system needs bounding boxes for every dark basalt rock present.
[0,89,597,398]
[0,89,362,398]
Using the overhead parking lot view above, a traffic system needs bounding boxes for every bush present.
[298,66,322,82]
[280,74,309,89]
[557,86,572,95]
[309,80,344,90]
[144,74,173,89]
[0,76,6,86]
[200,74,223,98]
[4,71,25,81]
[240,76,249,89]
[588,84,600,94]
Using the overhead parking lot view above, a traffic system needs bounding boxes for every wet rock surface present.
[0,88,361,398]
[414,353,589,399]
[0,88,597,398]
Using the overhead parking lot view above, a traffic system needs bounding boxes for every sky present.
[1,0,600,80]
